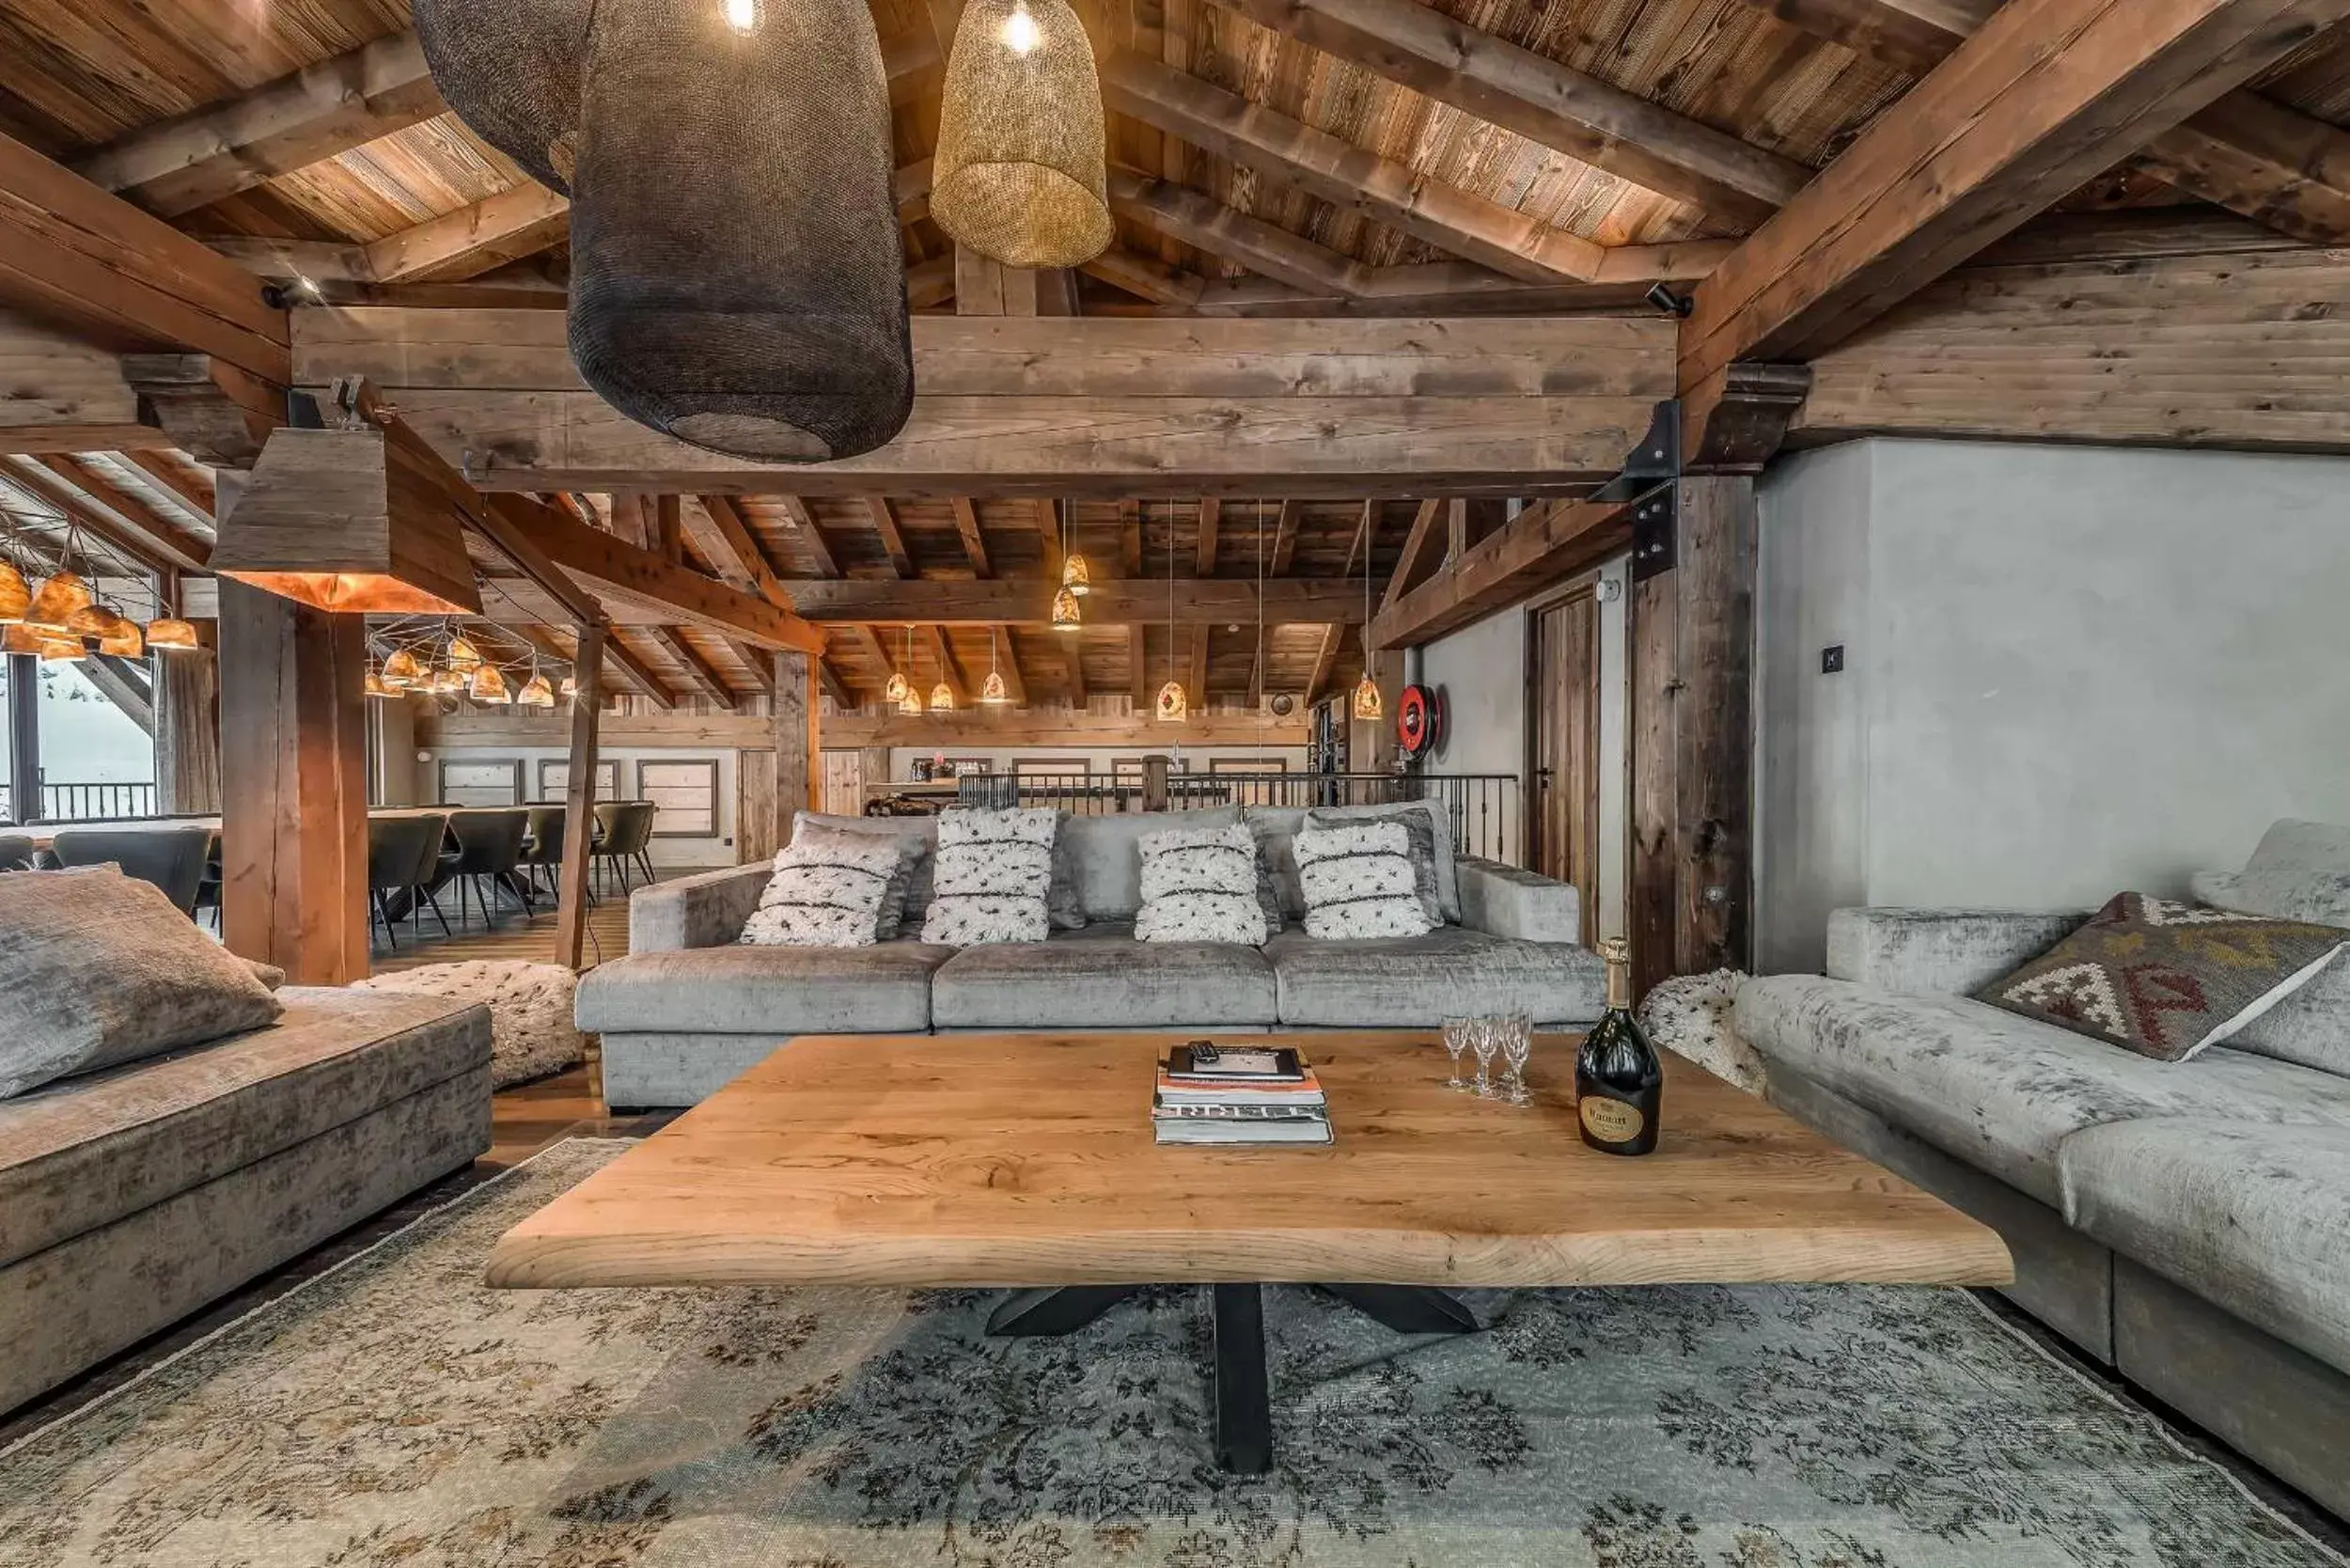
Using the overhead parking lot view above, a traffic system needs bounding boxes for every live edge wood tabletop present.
[483,1030,2013,1293]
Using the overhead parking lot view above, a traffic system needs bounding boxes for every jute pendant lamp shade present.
[0,558,28,624]
[933,0,1114,268]
[415,0,914,463]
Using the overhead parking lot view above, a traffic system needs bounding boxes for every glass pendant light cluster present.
[0,518,199,662]
[368,617,580,709]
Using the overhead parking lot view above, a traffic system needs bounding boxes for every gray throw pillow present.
[0,866,284,1100]
[1305,802,1449,928]
[1046,808,1088,931]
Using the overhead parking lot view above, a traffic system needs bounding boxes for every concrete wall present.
[1757,438,2350,973]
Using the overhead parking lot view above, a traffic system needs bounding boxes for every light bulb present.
[724,0,756,29]
[1000,1,1041,55]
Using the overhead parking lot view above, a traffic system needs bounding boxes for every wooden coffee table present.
[487,1030,2010,1472]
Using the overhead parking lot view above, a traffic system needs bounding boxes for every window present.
[438,759,525,806]
[637,759,720,838]
[37,660,158,820]
[538,759,620,802]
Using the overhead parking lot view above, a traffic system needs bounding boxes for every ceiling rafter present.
[644,625,740,710]
[1207,0,1811,226]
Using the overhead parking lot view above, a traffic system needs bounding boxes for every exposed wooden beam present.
[1269,499,1303,575]
[688,494,796,608]
[1211,0,1810,226]
[1108,170,1366,294]
[509,621,676,709]
[645,626,739,710]
[1195,497,1221,575]
[1,456,183,576]
[368,183,572,284]
[851,623,900,698]
[816,654,854,710]
[121,353,281,468]
[949,497,993,577]
[651,494,686,566]
[1370,494,1637,650]
[919,625,970,705]
[907,256,957,311]
[423,705,1312,749]
[293,310,1669,494]
[1679,0,2350,393]
[1130,623,1150,706]
[493,500,826,651]
[0,133,290,384]
[779,577,1373,624]
[554,622,603,971]
[1101,52,1605,282]
[866,496,915,576]
[725,636,776,697]
[74,32,443,218]
[124,450,216,517]
[1188,626,1212,705]
[770,494,841,578]
[1307,624,1345,705]
[18,454,212,572]
[1081,245,1211,307]
[1736,0,2350,245]
[1380,498,1447,616]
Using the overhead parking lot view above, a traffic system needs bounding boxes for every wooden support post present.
[555,622,604,974]
[217,578,369,983]
[1142,754,1170,813]
[153,621,223,814]
[1627,476,1755,998]
[773,650,817,849]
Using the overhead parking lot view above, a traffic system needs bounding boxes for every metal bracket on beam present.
[1590,400,1682,503]
[1630,485,1677,582]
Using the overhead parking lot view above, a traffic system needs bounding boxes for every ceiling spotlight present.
[1646,282,1694,319]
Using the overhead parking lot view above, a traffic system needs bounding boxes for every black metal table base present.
[985,1283,1477,1475]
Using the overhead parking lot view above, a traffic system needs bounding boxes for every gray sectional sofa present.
[578,804,1604,1109]
[1735,821,2350,1517]
[0,988,493,1415]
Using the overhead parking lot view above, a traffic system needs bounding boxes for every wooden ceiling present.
[2,0,2347,715]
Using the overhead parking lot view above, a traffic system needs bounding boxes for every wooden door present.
[1529,588,1602,946]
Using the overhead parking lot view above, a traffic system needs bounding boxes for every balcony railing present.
[954,771,1522,865]
[0,780,161,823]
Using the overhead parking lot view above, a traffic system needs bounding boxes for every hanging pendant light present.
[470,664,512,703]
[23,571,91,634]
[981,629,1010,705]
[38,637,85,662]
[433,667,468,695]
[1155,496,1185,721]
[382,648,425,688]
[932,0,1113,268]
[885,625,914,704]
[519,670,557,708]
[930,681,956,712]
[1352,510,1383,721]
[560,674,579,698]
[63,604,114,640]
[883,668,911,704]
[0,558,29,624]
[1060,498,1092,603]
[1,623,44,654]
[897,683,925,716]
[97,616,145,658]
[364,671,395,699]
[1050,585,1082,633]
[145,617,200,652]
[446,634,483,674]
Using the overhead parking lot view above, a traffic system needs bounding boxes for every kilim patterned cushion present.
[1134,823,1268,946]
[1976,893,2347,1062]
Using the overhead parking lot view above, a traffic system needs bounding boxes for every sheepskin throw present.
[1135,823,1269,946]
[353,960,588,1089]
[1637,969,1762,1094]
[921,807,1059,946]
[739,825,909,948]
[1292,820,1435,941]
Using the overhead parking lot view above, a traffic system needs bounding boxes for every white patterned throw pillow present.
[738,824,907,948]
[1135,823,1269,945]
[921,807,1058,946]
[1293,820,1436,940]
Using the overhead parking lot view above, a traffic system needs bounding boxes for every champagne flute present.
[1469,1018,1499,1098]
[1440,1018,1469,1090]
[1501,1013,1533,1105]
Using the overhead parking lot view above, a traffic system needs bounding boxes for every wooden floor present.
[371,878,639,974]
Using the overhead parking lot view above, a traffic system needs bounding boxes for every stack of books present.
[1152,1043,1331,1145]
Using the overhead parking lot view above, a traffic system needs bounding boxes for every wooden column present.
[773,650,817,847]
[1141,754,1170,812]
[218,578,369,983]
[1627,476,1756,997]
[555,623,604,973]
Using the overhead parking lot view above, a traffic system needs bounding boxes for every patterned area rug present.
[1,1140,2339,1568]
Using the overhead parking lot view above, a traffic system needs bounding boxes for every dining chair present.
[446,809,533,927]
[592,801,659,894]
[0,832,35,871]
[47,826,215,915]
[366,815,446,949]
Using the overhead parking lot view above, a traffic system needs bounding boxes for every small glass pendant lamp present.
[1154,497,1186,721]
[0,557,30,623]
[22,570,91,634]
[981,630,1010,704]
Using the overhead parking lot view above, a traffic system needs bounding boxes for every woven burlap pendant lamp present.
[933,0,1113,268]
[415,0,913,462]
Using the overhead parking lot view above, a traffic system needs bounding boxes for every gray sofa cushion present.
[575,940,953,1035]
[1456,857,1582,945]
[628,864,771,952]
[2228,953,2350,1078]
[930,923,1277,1028]
[1058,808,1239,922]
[1825,907,2092,996]
[1736,975,2350,1206]
[1265,927,1604,1027]
[2201,819,2350,927]
[2060,1119,2350,1375]
[0,989,488,1269]
[801,812,941,925]
[0,865,285,1100]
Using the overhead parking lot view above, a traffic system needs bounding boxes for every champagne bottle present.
[1576,938,1661,1156]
